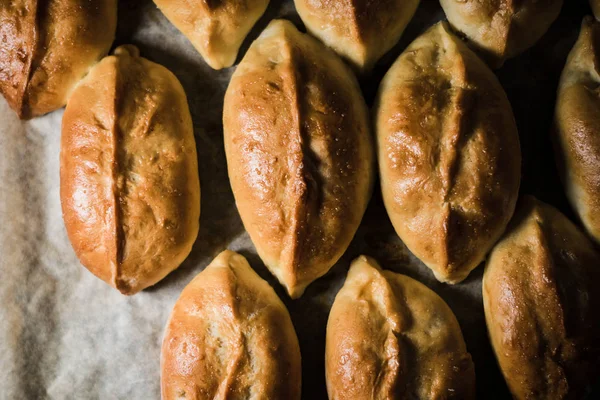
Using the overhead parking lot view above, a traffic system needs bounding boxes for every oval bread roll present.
[161,250,302,400]
[326,256,476,399]
[483,196,600,399]
[153,0,269,70]
[60,45,200,295]
[554,17,600,243]
[440,0,562,67]
[293,0,420,72]
[375,22,521,284]
[0,0,116,119]
[223,20,374,298]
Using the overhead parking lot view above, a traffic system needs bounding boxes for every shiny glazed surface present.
[161,250,302,400]
[223,19,374,298]
[554,17,600,243]
[326,256,476,399]
[483,196,600,399]
[0,0,116,118]
[375,22,521,284]
[60,45,200,295]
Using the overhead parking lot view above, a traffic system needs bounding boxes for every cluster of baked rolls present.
[2,0,600,398]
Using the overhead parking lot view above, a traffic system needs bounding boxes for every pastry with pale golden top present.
[223,19,374,298]
[375,22,521,284]
[0,0,116,119]
[440,0,562,67]
[483,196,600,399]
[554,17,600,243]
[153,0,269,70]
[60,45,200,295]
[326,256,475,399]
[293,0,420,72]
[161,250,301,400]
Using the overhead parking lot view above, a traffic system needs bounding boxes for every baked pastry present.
[161,250,301,400]
[554,17,600,243]
[375,22,521,284]
[326,255,476,399]
[223,19,374,298]
[293,0,420,72]
[0,0,116,119]
[60,45,200,295]
[440,0,563,67]
[593,0,600,19]
[153,0,269,69]
[483,196,600,399]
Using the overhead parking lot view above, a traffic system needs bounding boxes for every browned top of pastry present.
[326,256,476,399]
[60,45,200,295]
[483,196,600,399]
[375,22,521,284]
[440,0,562,67]
[153,0,269,69]
[0,0,116,119]
[223,19,374,298]
[161,250,301,400]
[294,0,420,71]
[554,17,600,242]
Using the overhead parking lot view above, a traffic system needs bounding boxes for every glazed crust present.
[375,22,521,284]
[293,0,420,72]
[223,20,374,298]
[161,250,301,400]
[0,0,116,119]
[554,17,600,243]
[326,256,475,400]
[440,0,562,67]
[483,196,600,399]
[60,45,200,295]
[153,0,269,70]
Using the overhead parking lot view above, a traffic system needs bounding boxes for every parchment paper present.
[0,1,592,399]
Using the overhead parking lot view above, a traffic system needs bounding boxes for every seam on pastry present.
[20,0,47,118]
[278,30,305,284]
[111,54,125,288]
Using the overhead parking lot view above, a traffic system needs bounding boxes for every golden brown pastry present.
[375,22,521,284]
[293,0,420,72]
[161,250,302,400]
[326,256,476,399]
[554,17,600,243]
[223,20,374,298]
[153,0,269,70]
[440,0,563,67]
[483,196,600,399]
[0,0,116,119]
[60,45,200,295]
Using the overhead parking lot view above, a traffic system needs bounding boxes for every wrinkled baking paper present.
[0,0,588,398]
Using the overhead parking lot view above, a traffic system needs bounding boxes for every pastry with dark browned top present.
[375,22,521,284]
[483,196,600,399]
[60,45,200,295]
[326,255,476,399]
[554,17,600,244]
[223,19,374,298]
[0,0,116,119]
